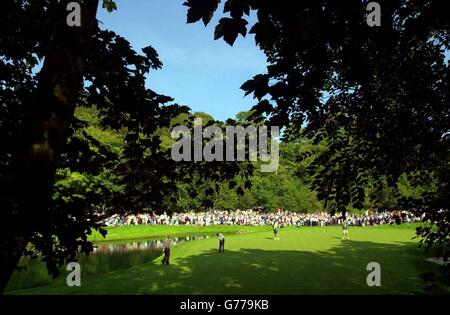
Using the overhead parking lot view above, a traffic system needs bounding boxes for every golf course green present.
[6,224,438,295]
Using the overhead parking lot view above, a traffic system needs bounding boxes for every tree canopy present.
[183,0,449,281]
[0,0,246,292]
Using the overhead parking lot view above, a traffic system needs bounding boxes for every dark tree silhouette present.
[0,0,246,293]
[184,0,450,281]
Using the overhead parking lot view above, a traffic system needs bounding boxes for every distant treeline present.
[60,106,436,214]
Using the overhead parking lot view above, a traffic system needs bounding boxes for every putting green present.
[7,225,436,295]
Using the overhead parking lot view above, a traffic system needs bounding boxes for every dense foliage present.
[0,0,244,292]
[183,0,449,282]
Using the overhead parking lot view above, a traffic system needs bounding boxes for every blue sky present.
[97,0,267,121]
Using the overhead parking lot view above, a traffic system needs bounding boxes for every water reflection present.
[7,235,211,292]
[93,235,210,254]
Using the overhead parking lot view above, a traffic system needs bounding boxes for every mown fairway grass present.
[7,224,437,295]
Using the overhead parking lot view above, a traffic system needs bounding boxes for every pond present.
[6,235,211,292]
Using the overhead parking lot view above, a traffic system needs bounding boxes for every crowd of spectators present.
[102,208,422,227]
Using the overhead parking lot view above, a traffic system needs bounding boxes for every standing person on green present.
[342,219,349,240]
[217,233,225,253]
[273,221,280,240]
[162,236,172,265]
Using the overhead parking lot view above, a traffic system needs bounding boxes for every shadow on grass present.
[10,238,437,295]
[148,240,431,295]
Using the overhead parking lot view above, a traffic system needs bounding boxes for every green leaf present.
[214,17,248,46]
[142,45,163,69]
[184,0,220,26]
[102,0,117,13]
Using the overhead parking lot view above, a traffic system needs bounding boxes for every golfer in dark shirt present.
[162,238,172,265]
[218,233,225,253]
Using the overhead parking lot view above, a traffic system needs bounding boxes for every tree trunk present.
[0,0,99,294]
